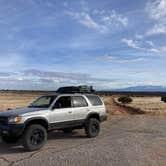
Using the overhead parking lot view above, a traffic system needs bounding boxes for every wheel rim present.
[91,123,99,135]
[30,129,45,145]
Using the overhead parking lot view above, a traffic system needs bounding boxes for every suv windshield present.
[29,95,57,108]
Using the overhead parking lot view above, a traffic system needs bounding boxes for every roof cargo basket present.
[56,85,95,94]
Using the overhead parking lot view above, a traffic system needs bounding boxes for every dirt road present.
[0,115,166,166]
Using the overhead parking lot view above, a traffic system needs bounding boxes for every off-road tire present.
[85,118,100,138]
[23,124,47,152]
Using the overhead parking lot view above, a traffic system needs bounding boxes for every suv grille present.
[0,117,8,125]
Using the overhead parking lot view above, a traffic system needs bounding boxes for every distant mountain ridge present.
[115,86,166,92]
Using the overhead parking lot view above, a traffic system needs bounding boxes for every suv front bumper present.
[0,124,24,137]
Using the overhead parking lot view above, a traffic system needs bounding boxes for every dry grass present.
[101,96,112,113]
[0,91,54,111]
[115,96,166,115]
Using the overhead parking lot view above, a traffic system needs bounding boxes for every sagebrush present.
[161,96,166,103]
[118,96,133,104]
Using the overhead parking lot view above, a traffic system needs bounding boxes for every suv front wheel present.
[23,124,47,151]
[85,118,100,138]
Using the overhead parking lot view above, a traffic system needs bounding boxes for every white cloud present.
[66,9,128,33]
[92,9,105,15]
[0,69,117,90]
[119,58,145,64]
[146,41,154,46]
[147,23,166,35]
[122,38,166,54]
[121,38,141,49]
[67,12,97,30]
[93,81,127,89]
[146,0,166,35]
[135,34,144,39]
[98,55,118,61]
[97,54,145,64]
[146,0,166,20]
[23,69,91,80]
[79,13,107,32]
[101,10,128,27]
[66,11,107,33]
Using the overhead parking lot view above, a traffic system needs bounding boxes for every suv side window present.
[53,96,72,109]
[86,95,103,106]
[73,96,88,107]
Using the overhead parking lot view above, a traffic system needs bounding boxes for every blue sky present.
[0,0,165,90]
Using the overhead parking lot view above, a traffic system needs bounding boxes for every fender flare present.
[24,117,49,130]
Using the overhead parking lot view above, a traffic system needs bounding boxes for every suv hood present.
[0,107,46,117]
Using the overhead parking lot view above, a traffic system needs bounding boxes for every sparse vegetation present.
[161,96,166,103]
[116,97,166,115]
[118,96,133,104]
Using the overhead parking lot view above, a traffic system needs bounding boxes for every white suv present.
[0,93,107,151]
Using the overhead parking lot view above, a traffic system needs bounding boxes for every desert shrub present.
[118,96,133,104]
[161,96,166,103]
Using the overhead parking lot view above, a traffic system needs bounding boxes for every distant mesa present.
[115,86,166,92]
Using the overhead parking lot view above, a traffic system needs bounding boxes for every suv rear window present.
[73,96,88,107]
[86,95,103,106]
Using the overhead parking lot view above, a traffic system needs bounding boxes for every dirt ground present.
[0,115,166,166]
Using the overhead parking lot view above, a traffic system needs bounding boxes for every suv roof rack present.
[56,85,95,94]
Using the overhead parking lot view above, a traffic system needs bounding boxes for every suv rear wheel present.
[85,118,100,138]
[23,124,47,151]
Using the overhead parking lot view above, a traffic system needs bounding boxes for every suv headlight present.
[8,116,22,124]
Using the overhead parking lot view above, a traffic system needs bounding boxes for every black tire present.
[23,124,47,152]
[85,118,100,138]
[2,136,20,144]
[62,128,73,133]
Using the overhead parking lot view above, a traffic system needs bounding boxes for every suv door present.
[71,96,89,120]
[49,96,75,126]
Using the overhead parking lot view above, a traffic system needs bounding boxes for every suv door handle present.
[68,111,72,113]
[86,109,90,112]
